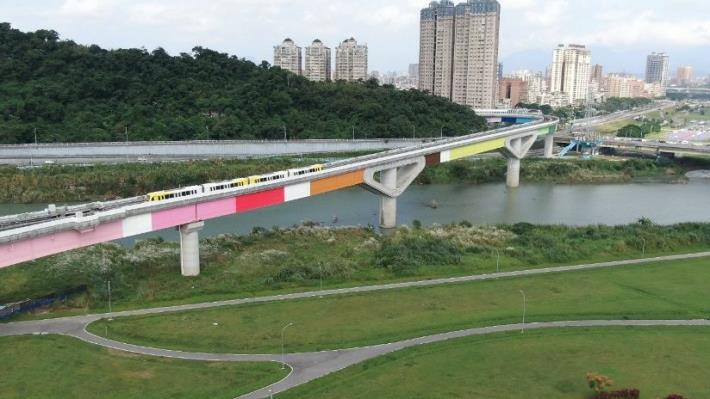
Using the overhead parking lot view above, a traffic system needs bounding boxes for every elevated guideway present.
[0,116,558,274]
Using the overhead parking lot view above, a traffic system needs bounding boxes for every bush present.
[593,389,640,399]
[376,233,463,275]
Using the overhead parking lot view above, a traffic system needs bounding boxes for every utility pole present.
[519,290,526,334]
[281,322,294,369]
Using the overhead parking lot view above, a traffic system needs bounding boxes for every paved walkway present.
[1,252,709,398]
[67,320,710,398]
[3,251,708,339]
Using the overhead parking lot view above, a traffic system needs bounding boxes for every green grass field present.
[4,222,709,322]
[88,257,710,354]
[0,335,287,399]
[279,327,710,399]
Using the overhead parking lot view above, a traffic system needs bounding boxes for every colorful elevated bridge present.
[0,115,558,275]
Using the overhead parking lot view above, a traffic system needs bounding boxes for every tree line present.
[0,23,487,144]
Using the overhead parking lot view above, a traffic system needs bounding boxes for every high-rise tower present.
[273,38,302,75]
[304,39,331,82]
[335,38,368,82]
[550,44,591,105]
[418,0,500,108]
[645,52,670,86]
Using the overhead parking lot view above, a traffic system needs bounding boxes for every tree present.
[587,372,614,393]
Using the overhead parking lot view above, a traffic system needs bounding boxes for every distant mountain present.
[502,46,710,77]
[0,23,486,144]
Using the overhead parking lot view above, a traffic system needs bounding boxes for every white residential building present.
[304,39,331,82]
[335,37,368,82]
[273,38,302,75]
[550,44,592,105]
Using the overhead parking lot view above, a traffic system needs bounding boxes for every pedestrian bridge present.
[0,116,558,275]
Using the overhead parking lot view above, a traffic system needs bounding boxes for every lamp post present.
[282,126,287,142]
[494,249,501,273]
[640,237,646,256]
[519,290,526,334]
[352,126,355,141]
[281,322,294,369]
[440,126,444,139]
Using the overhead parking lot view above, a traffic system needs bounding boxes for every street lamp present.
[282,126,287,142]
[640,237,646,256]
[281,322,294,369]
[494,249,501,273]
[519,290,526,334]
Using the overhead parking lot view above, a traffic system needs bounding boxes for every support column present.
[500,134,536,189]
[179,221,204,277]
[379,168,397,229]
[362,157,426,230]
[544,134,555,158]
[507,157,521,188]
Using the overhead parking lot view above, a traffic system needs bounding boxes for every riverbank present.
[2,221,709,319]
[0,157,700,204]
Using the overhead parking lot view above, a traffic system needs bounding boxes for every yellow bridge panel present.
[537,126,554,136]
[450,138,506,161]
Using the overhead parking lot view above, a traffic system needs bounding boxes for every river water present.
[2,179,710,243]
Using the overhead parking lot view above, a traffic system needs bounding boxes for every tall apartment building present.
[418,0,500,108]
[498,78,528,108]
[335,37,368,82]
[273,38,302,75]
[419,0,456,98]
[451,0,501,108]
[408,63,420,81]
[677,66,693,85]
[590,64,604,83]
[304,39,331,82]
[645,52,670,86]
[549,44,592,105]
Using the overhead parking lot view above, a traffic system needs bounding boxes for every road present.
[2,251,709,398]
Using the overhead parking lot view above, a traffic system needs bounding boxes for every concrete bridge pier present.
[500,135,537,188]
[179,221,205,277]
[362,157,426,229]
[544,133,555,158]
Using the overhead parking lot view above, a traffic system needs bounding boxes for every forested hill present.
[0,23,486,144]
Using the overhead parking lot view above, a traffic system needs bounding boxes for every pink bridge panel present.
[197,197,237,220]
[0,221,123,268]
[236,188,285,213]
[151,205,197,231]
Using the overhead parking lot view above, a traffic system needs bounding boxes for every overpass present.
[555,135,710,157]
[0,116,558,275]
[475,108,543,124]
[0,110,543,165]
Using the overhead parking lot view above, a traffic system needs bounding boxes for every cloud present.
[59,0,119,17]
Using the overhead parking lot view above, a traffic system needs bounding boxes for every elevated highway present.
[555,135,710,157]
[0,113,558,274]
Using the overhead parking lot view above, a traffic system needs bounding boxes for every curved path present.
[3,251,708,339]
[1,252,709,398]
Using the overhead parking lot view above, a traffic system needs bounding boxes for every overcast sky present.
[3,0,710,75]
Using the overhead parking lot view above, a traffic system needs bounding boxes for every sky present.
[2,0,710,76]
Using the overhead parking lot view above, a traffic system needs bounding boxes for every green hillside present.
[0,23,486,144]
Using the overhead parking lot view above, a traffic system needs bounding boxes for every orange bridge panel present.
[311,170,364,196]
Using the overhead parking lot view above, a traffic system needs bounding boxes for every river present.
[2,179,710,243]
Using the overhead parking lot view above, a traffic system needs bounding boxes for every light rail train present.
[146,164,324,202]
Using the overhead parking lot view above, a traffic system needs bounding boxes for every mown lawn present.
[0,335,287,399]
[280,327,710,399]
[88,257,710,354]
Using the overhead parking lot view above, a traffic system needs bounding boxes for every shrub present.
[376,233,463,275]
[593,389,640,399]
